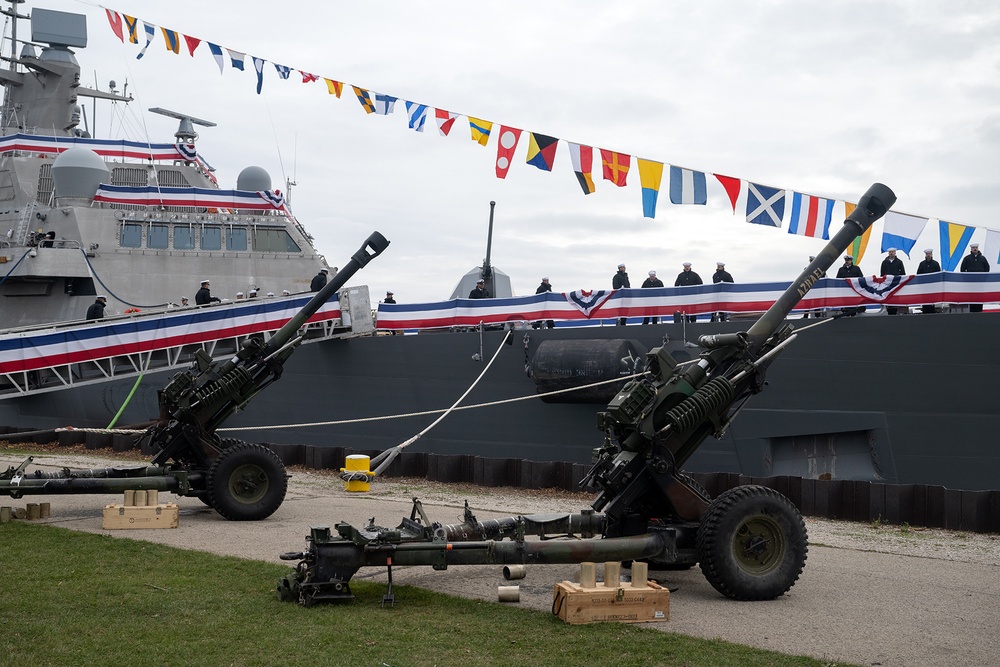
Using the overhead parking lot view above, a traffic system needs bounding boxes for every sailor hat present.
[617,263,626,269]
[320,268,328,273]
[716,261,725,267]
[236,292,244,297]
[266,292,274,297]
[648,270,656,276]
[476,279,484,284]
[970,243,979,248]
[97,295,107,300]
[201,279,210,284]
[682,262,692,268]
[924,248,933,254]
[843,254,853,260]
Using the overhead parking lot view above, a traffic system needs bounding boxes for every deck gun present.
[1,232,390,520]
[277,184,895,605]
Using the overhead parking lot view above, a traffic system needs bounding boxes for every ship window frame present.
[173,225,195,250]
[200,225,222,251]
[120,222,142,248]
[226,226,248,252]
[147,223,169,249]
[252,227,301,253]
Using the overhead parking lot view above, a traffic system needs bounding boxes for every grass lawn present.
[0,522,855,667]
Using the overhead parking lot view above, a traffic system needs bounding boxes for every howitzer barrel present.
[263,232,390,356]
[746,182,896,349]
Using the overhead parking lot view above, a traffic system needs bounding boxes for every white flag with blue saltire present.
[668,166,707,205]
[405,102,428,132]
[746,183,785,227]
[880,211,927,257]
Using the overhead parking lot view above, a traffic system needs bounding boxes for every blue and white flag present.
[986,229,1000,266]
[374,93,397,115]
[137,22,156,59]
[746,182,785,227]
[787,193,834,239]
[880,211,927,256]
[252,56,265,94]
[273,63,292,80]
[226,48,245,71]
[668,166,707,205]
[207,43,225,74]
[404,101,428,132]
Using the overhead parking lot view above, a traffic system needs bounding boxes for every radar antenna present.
[148,107,216,143]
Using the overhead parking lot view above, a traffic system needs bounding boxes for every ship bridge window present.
[148,223,169,249]
[35,163,53,205]
[201,226,222,251]
[120,222,142,248]
[174,226,195,250]
[253,228,301,253]
[0,169,14,201]
[226,227,248,252]
[111,167,148,188]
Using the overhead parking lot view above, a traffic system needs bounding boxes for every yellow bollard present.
[341,455,372,492]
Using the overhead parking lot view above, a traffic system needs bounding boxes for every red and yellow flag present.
[600,149,630,187]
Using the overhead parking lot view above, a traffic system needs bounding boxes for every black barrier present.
[4,433,999,533]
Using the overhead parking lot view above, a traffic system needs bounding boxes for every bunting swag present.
[373,273,1000,330]
[108,6,992,246]
[93,184,290,211]
[0,133,215,167]
[0,296,340,376]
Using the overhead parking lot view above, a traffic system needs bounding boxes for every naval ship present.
[2,5,999,493]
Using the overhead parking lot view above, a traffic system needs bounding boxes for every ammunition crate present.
[553,580,670,625]
[102,503,179,530]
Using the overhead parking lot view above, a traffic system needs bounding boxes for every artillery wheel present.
[696,485,807,600]
[206,443,287,521]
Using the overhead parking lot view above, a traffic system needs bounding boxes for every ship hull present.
[2,312,997,491]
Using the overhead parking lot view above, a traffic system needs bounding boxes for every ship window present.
[0,170,14,201]
[121,223,142,248]
[157,169,190,187]
[253,228,301,253]
[35,163,54,205]
[174,226,195,250]
[201,226,222,250]
[226,227,248,251]
[148,223,169,249]
[110,167,148,188]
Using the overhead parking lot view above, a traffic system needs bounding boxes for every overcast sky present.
[28,0,1000,300]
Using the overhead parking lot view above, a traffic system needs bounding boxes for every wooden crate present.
[102,503,179,530]
[553,580,669,625]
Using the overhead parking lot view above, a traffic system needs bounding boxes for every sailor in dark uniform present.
[612,263,630,325]
[310,268,329,292]
[836,255,863,278]
[640,271,663,325]
[960,242,990,312]
[674,262,702,322]
[880,248,906,314]
[195,280,221,305]
[533,278,554,329]
[469,279,489,299]
[86,295,107,320]
[917,248,941,314]
[712,261,733,322]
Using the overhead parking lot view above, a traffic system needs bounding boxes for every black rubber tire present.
[219,437,247,450]
[206,443,287,521]
[696,485,807,600]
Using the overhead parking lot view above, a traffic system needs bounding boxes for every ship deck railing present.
[0,293,363,400]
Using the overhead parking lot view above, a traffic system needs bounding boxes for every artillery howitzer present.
[277,184,896,605]
[1,232,390,520]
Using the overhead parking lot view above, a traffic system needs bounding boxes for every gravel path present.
[3,448,999,666]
